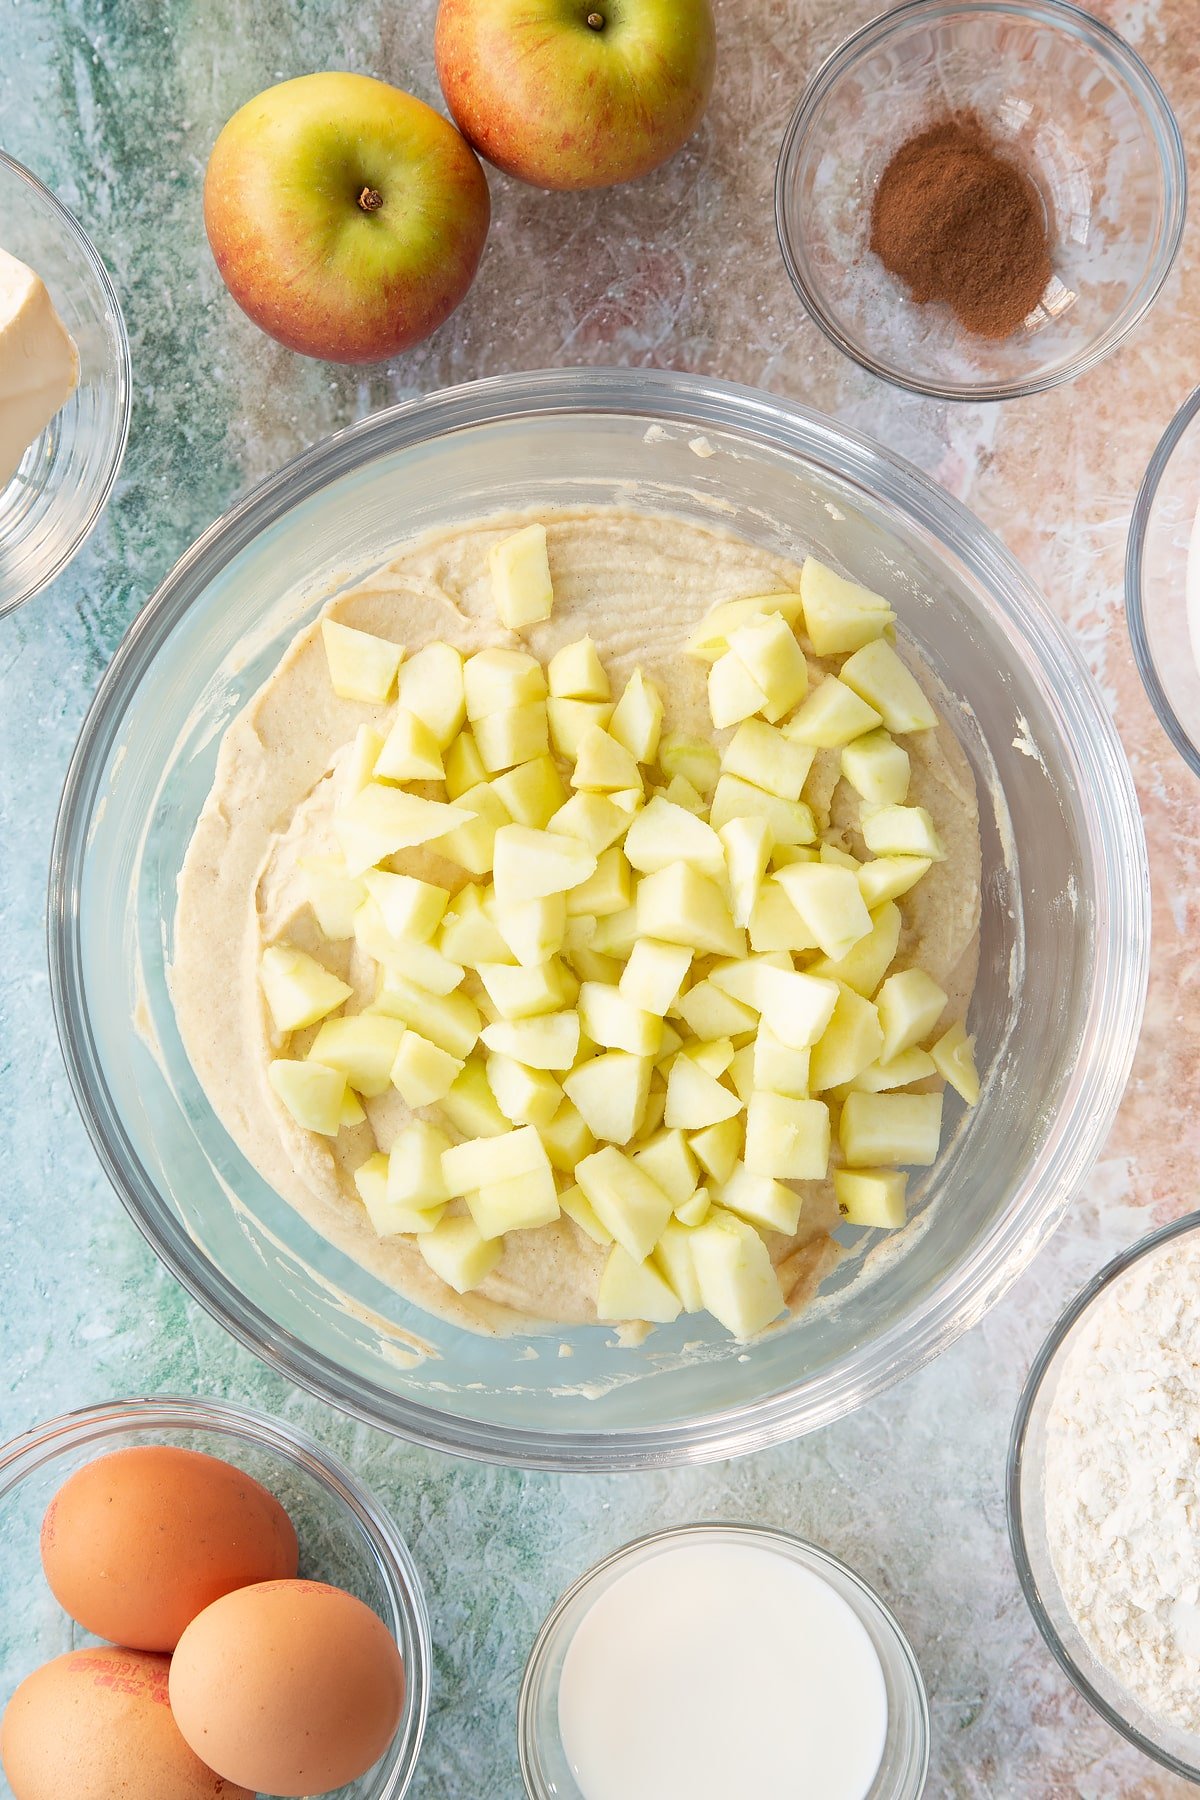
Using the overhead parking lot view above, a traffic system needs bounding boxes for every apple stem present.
[357,187,384,213]
[587,9,605,27]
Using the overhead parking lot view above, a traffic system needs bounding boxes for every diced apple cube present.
[565,846,631,917]
[541,1098,596,1172]
[468,1163,561,1240]
[684,1038,736,1078]
[841,730,910,807]
[464,646,546,718]
[609,668,664,764]
[491,824,597,910]
[744,1093,830,1180]
[664,1055,742,1130]
[564,1052,653,1146]
[491,756,567,830]
[377,936,465,999]
[560,1183,613,1245]
[485,1053,563,1129]
[480,1011,581,1070]
[835,1167,908,1229]
[375,708,445,783]
[299,857,367,940]
[489,522,555,630]
[632,1128,699,1206]
[653,1221,703,1311]
[597,1245,682,1324]
[578,983,662,1057]
[340,1088,366,1127]
[748,881,821,954]
[476,958,570,1020]
[876,968,947,1061]
[659,734,721,797]
[753,1023,811,1098]
[390,1031,463,1107]
[387,1120,452,1209]
[548,791,629,855]
[547,697,614,760]
[494,893,567,966]
[619,940,692,1016]
[715,817,770,930]
[721,719,814,801]
[663,775,704,813]
[343,724,384,796]
[439,884,512,966]
[690,1208,786,1339]
[858,855,933,908]
[309,1013,407,1098]
[321,618,403,703]
[717,1161,802,1236]
[708,775,817,847]
[820,843,860,872]
[267,1059,345,1136]
[442,1123,549,1197]
[609,785,645,815]
[839,639,937,734]
[571,726,642,793]
[708,648,768,728]
[687,592,805,662]
[355,1154,446,1236]
[549,634,610,701]
[623,796,725,881]
[335,783,475,875]
[727,1044,757,1105]
[445,729,487,799]
[809,901,900,997]
[440,1056,510,1138]
[674,1187,712,1228]
[809,989,884,1092]
[840,1091,943,1166]
[751,965,841,1050]
[473,702,550,773]
[372,976,481,1060]
[362,870,448,944]
[861,805,946,862]
[587,905,642,958]
[773,862,873,961]
[783,677,883,748]
[638,1074,668,1140]
[690,1117,743,1186]
[437,782,510,876]
[419,1215,503,1293]
[636,862,744,958]
[799,557,895,655]
[350,895,404,967]
[575,1146,674,1261]
[260,945,352,1033]
[675,980,758,1041]
[929,1021,981,1104]
[850,1047,937,1092]
[728,612,808,721]
[396,640,466,748]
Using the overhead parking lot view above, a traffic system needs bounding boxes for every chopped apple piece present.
[376,935,465,999]
[489,522,554,630]
[480,1011,580,1070]
[419,1215,503,1293]
[773,862,873,962]
[548,791,629,855]
[387,1120,452,1209]
[582,907,637,962]
[839,639,937,734]
[744,1093,830,1180]
[494,893,567,966]
[708,648,768,728]
[727,1044,757,1104]
[575,1146,674,1261]
[809,901,900,996]
[664,1055,742,1130]
[340,1088,366,1126]
[708,775,817,847]
[355,1155,445,1236]
[396,640,466,747]
[748,881,820,954]
[571,726,642,793]
[492,823,597,909]
[609,668,664,764]
[721,719,814,801]
[464,646,546,718]
[858,855,933,908]
[375,708,445,783]
[687,592,805,661]
[566,846,632,918]
[663,775,704,813]
[929,1021,981,1104]
[391,1031,463,1107]
[809,989,884,1092]
[473,702,550,773]
[350,895,404,966]
[445,729,487,799]
[267,1059,345,1136]
[659,734,721,797]
[597,1245,682,1324]
[476,958,570,1020]
[876,968,947,1062]
[372,975,481,1060]
[753,1024,811,1098]
[783,677,883,748]
[439,884,512,966]
[335,783,475,876]
[819,843,860,872]
[841,730,910,807]
[849,1047,937,1092]
[541,1097,597,1172]
[309,1013,407,1098]
[468,1163,560,1239]
[549,634,610,701]
[690,1208,786,1339]
[861,804,946,862]
[560,1183,613,1245]
[619,940,692,1016]
[437,783,510,877]
[321,618,403,703]
[718,1162,802,1236]
[683,1038,736,1078]
[703,949,786,1010]
[491,756,567,830]
[840,1091,943,1167]
[578,982,662,1057]
[608,785,645,815]
[674,1187,712,1228]
[343,724,384,796]
[728,612,808,721]
[751,966,840,1050]
[632,1128,699,1206]
[440,1057,510,1138]
[485,1052,563,1128]
[623,796,726,882]
[548,696,614,760]
[300,857,367,940]
[636,862,744,958]
[690,1116,743,1185]
[260,945,352,1033]
[654,1220,703,1311]
[442,1123,549,1197]
[363,871,448,944]
[675,979,758,1041]
[835,1167,908,1229]
[563,1051,652,1146]
[799,557,895,655]
[715,817,770,930]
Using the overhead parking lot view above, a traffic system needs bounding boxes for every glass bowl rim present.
[47,365,1151,1472]
[1006,1209,1200,1779]
[0,1392,432,1799]
[1124,383,1200,780]
[0,148,133,619]
[516,1519,930,1800]
[773,0,1188,403]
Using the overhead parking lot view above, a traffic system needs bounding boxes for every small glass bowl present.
[518,1523,929,1799]
[1125,386,1200,779]
[1008,1213,1200,1781]
[0,1396,430,1800]
[0,150,131,616]
[775,0,1186,400]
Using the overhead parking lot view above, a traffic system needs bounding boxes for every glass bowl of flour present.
[1008,1212,1200,1779]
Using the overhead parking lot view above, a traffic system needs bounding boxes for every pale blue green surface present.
[0,2,1177,1795]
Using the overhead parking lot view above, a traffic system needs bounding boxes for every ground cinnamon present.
[869,113,1052,340]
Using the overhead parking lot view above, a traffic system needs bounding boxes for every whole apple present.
[435,0,716,191]
[204,72,491,363]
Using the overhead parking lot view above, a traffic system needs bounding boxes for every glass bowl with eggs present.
[48,367,1149,1470]
[0,1395,430,1799]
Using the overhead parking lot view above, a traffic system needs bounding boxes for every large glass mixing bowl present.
[48,370,1150,1471]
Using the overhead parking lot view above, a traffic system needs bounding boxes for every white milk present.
[557,1540,889,1800]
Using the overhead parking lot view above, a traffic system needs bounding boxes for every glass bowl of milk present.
[519,1522,929,1800]
[1126,387,1200,779]
[0,150,131,617]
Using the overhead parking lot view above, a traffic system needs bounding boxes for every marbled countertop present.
[1,1,1197,1794]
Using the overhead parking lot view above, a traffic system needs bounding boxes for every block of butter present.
[0,247,80,489]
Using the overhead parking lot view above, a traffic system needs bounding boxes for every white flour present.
[1044,1233,1200,1735]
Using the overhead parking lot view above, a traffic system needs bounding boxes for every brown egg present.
[170,1579,405,1796]
[0,1646,254,1800]
[41,1445,299,1651]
